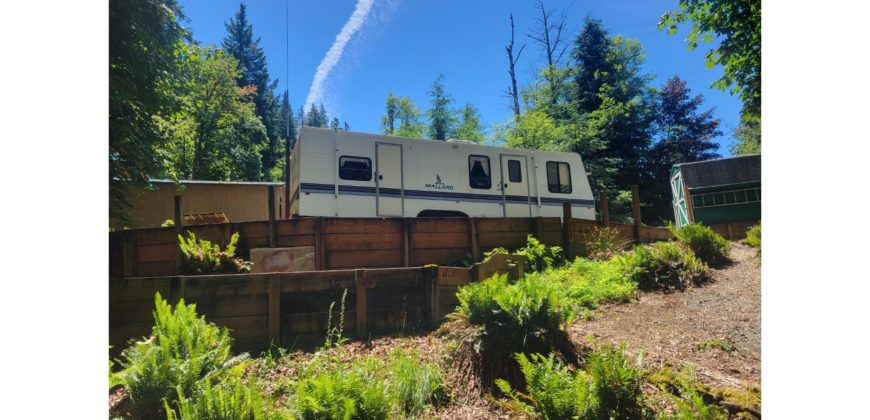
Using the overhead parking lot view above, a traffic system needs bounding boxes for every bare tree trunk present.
[505,14,525,119]
[528,0,568,106]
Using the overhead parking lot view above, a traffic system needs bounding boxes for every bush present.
[745,224,761,249]
[670,223,730,267]
[581,227,631,261]
[549,258,636,309]
[166,376,277,420]
[112,293,247,418]
[498,343,646,420]
[292,350,444,419]
[483,235,563,272]
[178,231,252,274]
[614,242,708,291]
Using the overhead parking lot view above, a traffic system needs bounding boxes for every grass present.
[695,338,737,355]
[745,224,761,250]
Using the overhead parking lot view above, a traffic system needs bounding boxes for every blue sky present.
[178,0,742,155]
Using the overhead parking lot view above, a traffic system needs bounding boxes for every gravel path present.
[569,242,761,388]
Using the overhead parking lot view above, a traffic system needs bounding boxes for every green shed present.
[670,155,761,228]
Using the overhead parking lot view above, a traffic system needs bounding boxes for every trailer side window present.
[468,155,491,189]
[546,161,572,193]
[507,159,522,182]
[338,156,372,181]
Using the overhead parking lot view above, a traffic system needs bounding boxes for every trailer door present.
[499,154,532,217]
[376,143,403,216]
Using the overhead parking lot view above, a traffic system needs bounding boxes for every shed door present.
[499,154,532,217]
[670,168,690,228]
[376,143,403,216]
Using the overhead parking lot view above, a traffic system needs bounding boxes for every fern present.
[482,235,563,272]
[166,376,278,420]
[669,223,731,267]
[177,231,251,274]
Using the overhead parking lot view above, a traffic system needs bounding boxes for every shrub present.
[581,227,631,261]
[178,231,252,274]
[112,293,247,417]
[670,223,730,267]
[614,242,708,291]
[745,224,761,249]
[166,376,277,420]
[549,258,636,309]
[498,343,646,420]
[483,235,563,272]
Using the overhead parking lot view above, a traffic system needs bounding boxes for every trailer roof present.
[675,155,761,190]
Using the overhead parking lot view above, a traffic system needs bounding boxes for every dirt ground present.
[569,242,761,389]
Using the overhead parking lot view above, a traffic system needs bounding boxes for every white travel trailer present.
[287,127,595,220]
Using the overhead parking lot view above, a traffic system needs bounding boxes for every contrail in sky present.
[304,0,376,111]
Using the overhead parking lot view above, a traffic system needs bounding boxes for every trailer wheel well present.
[416,210,469,218]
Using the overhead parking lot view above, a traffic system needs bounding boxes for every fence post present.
[631,185,642,243]
[355,269,367,337]
[123,232,136,278]
[174,195,183,275]
[314,218,325,270]
[469,217,481,262]
[403,218,412,267]
[599,191,610,227]
[169,276,186,305]
[562,202,574,261]
[268,275,281,345]
[532,217,543,241]
[425,266,438,328]
[268,186,277,248]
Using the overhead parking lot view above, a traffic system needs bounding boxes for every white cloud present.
[304,0,377,111]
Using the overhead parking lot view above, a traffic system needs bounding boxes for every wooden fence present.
[109,253,526,357]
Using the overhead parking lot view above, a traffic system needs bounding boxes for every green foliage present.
[548,258,636,309]
[291,350,444,419]
[659,0,761,122]
[730,116,761,155]
[581,227,630,261]
[483,235,563,272]
[695,338,737,355]
[166,376,278,420]
[745,224,761,248]
[381,92,426,138]
[648,367,728,420]
[113,293,246,417]
[161,219,175,227]
[456,274,576,355]
[109,0,187,221]
[450,102,487,142]
[323,289,349,350]
[178,231,252,274]
[498,343,646,420]
[614,242,708,291]
[670,223,731,267]
[426,74,457,140]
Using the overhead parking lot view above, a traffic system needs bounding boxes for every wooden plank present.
[478,217,533,232]
[631,185,641,242]
[182,276,269,298]
[314,218,325,270]
[402,218,411,267]
[211,315,268,339]
[426,267,437,328]
[326,249,403,269]
[268,276,280,343]
[110,322,155,346]
[361,267,424,288]
[412,218,469,233]
[174,195,183,275]
[184,293,269,318]
[136,243,177,264]
[130,261,176,278]
[123,233,137,277]
[411,231,470,249]
[236,221,271,238]
[268,186,277,247]
[281,270,356,293]
[563,202,574,261]
[276,218,317,236]
[325,218,402,234]
[130,228,177,246]
[438,286,461,307]
[469,218,481,262]
[436,267,473,286]
[233,336,270,354]
[412,248,470,267]
[109,298,159,323]
[276,234,315,247]
[325,233,402,251]
[599,192,610,227]
[281,289,356,313]
[478,231,529,249]
[282,311,358,335]
[355,269,367,337]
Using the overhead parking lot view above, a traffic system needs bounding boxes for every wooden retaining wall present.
[110,254,527,357]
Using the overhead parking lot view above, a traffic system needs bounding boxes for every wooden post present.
[402,218,411,267]
[469,218,481,262]
[532,217,543,241]
[268,276,281,344]
[174,195,183,275]
[599,191,610,227]
[425,266,438,328]
[631,185,642,243]
[562,202,574,261]
[169,276,186,305]
[268,186,277,248]
[726,223,734,240]
[314,218,325,270]
[355,269,367,337]
[122,232,136,278]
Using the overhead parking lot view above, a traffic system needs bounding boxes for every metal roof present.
[675,155,761,190]
[148,178,283,187]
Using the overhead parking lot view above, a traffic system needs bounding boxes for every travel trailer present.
[287,127,595,220]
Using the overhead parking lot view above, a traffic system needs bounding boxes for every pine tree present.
[381,92,399,135]
[330,117,340,130]
[571,17,613,114]
[450,103,486,143]
[426,74,457,140]
[222,3,281,178]
[278,90,296,149]
[318,104,329,128]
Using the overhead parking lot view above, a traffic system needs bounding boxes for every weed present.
[323,289,349,350]
[614,242,708,291]
[178,231,253,274]
[581,226,631,261]
[387,350,446,415]
[648,367,729,420]
[669,223,731,268]
[483,235,563,272]
[696,338,737,355]
[745,224,761,249]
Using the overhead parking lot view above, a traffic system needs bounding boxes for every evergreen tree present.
[318,104,329,128]
[396,97,425,138]
[109,0,187,220]
[330,117,340,130]
[426,74,457,140]
[450,103,486,143]
[571,17,613,114]
[296,105,305,131]
[278,90,296,149]
[343,121,350,131]
[381,92,399,135]
[646,75,721,223]
[222,3,281,178]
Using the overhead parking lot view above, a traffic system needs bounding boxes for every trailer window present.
[338,156,372,181]
[507,159,522,182]
[468,155,491,189]
[546,161,572,194]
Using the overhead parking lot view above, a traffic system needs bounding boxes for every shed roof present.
[675,155,760,190]
[148,178,283,187]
